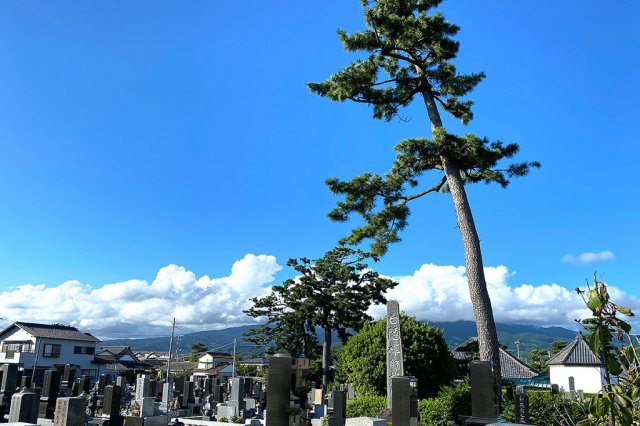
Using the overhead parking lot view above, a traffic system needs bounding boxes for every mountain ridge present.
[100,321,578,359]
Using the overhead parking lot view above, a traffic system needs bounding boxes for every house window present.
[74,346,96,355]
[81,369,97,378]
[42,344,61,358]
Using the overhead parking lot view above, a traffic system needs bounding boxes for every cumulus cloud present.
[2,256,638,340]
[561,250,615,265]
[0,254,281,339]
[368,263,640,330]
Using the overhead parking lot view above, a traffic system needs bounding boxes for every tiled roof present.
[100,346,130,356]
[2,322,100,342]
[547,333,602,366]
[450,336,539,379]
[500,349,538,379]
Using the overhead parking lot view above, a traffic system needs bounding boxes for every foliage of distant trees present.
[335,313,455,398]
[244,247,396,387]
[186,342,208,362]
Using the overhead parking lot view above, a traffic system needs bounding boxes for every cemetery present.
[2,291,636,425]
[1,0,638,425]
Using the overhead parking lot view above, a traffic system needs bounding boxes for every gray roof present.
[0,322,100,343]
[547,333,602,366]
[500,349,538,379]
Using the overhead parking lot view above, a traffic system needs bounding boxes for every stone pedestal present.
[52,397,84,426]
[9,390,40,424]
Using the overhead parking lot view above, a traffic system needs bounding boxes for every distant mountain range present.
[101,321,578,360]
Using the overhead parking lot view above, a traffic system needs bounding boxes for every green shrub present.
[217,416,228,423]
[346,394,388,418]
[501,389,588,425]
[417,380,471,426]
[418,398,450,426]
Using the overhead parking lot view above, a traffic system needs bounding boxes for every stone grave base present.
[345,417,385,426]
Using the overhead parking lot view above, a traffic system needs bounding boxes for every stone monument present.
[386,300,404,408]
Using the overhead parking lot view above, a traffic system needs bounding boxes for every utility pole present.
[232,338,236,378]
[515,341,521,359]
[167,318,176,382]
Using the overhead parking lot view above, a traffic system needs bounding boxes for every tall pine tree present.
[308,0,539,386]
[244,246,396,388]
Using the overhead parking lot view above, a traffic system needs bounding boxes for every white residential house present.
[197,351,234,370]
[548,333,604,393]
[0,322,100,379]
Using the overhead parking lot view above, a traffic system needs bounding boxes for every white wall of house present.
[550,365,604,393]
[197,353,232,369]
[0,333,97,373]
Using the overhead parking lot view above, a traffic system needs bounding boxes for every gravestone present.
[202,378,211,397]
[103,385,123,426]
[98,375,107,392]
[228,377,245,411]
[20,375,32,391]
[266,353,291,426]
[53,397,84,426]
[328,390,346,426]
[61,365,76,393]
[465,361,498,426]
[147,380,156,399]
[391,376,418,426]
[514,389,529,424]
[568,376,576,399]
[0,363,19,408]
[160,382,171,412]
[386,300,404,408]
[77,376,90,395]
[181,381,194,408]
[116,376,127,389]
[140,397,155,417]
[9,389,39,424]
[135,375,149,402]
[39,370,61,419]
[212,385,223,403]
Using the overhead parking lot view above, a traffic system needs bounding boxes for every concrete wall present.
[550,365,604,393]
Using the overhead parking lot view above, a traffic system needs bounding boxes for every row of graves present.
[0,302,560,426]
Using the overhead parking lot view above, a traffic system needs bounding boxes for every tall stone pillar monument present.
[386,300,404,409]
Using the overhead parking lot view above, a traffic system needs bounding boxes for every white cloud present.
[368,263,640,330]
[561,250,615,265]
[2,256,638,340]
[0,254,281,339]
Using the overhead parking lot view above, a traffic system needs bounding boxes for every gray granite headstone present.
[470,362,496,419]
[38,370,61,419]
[53,397,84,426]
[134,375,149,402]
[386,300,404,409]
[266,353,291,426]
[0,363,19,407]
[9,389,39,424]
[140,397,155,417]
[514,390,529,424]
[160,382,171,412]
[391,376,418,426]
[182,381,194,408]
[328,390,346,426]
[103,385,123,426]
[115,376,127,389]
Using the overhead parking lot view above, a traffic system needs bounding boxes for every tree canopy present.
[186,342,208,362]
[308,0,539,385]
[244,246,397,387]
[335,313,456,398]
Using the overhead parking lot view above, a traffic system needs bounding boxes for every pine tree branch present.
[401,175,446,204]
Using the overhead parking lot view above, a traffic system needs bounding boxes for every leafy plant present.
[575,274,639,425]
[346,394,388,418]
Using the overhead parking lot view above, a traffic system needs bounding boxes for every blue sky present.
[0,1,638,337]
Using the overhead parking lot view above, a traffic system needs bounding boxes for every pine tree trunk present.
[322,326,332,389]
[420,88,502,385]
